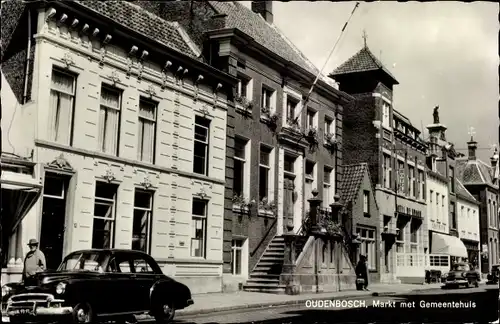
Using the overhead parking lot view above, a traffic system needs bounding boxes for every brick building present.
[338,163,380,283]
[134,1,353,291]
[455,137,499,274]
[330,44,428,284]
[1,0,237,293]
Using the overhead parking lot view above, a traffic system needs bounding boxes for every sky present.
[241,1,498,162]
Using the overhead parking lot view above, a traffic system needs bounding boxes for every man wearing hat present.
[22,238,46,280]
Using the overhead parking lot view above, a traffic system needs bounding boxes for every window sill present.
[235,104,252,116]
[258,209,275,218]
[232,204,249,213]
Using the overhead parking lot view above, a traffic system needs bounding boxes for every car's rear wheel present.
[72,302,93,323]
[154,301,175,324]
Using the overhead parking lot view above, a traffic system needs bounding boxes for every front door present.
[40,175,68,270]
[283,175,295,232]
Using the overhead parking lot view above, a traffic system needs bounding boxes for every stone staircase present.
[243,235,309,293]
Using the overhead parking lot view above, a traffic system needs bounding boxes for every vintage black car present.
[1,249,193,323]
[444,262,481,288]
[487,264,500,284]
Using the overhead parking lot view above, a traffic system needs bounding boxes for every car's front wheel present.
[154,301,175,324]
[72,302,94,323]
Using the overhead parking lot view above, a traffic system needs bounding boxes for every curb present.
[174,290,402,318]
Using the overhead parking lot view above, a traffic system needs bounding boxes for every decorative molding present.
[108,70,121,85]
[81,23,89,35]
[145,84,156,98]
[57,13,68,26]
[194,74,204,101]
[92,28,99,38]
[103,168,115,182]
[138,50,149,81]
[175,66,183,85]
[45,8,57,22]
[70,18,79,29]
[61,52,74,68]
[140,175,152,189]
[213,83,222,109]
[200,104,211,117]
[99,34,112,67]
[161,61,172,90]
[195,186,209,200]
[127,45,138,77]
[46,153,74,172]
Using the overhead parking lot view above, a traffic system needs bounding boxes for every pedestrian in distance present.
[355,254,369,291]
[22,238,46,281]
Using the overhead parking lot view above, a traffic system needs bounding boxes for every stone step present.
[260,257,284,262]
[243,287,287,294]
[250,273,280,278]
[246,277,280,284]
[256,260,284,266]
[253,266,283,274]
[272,237,285,242]
[263,251,285,256]
[267,245,285,250]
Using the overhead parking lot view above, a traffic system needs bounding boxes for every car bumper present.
[445,279,468,285]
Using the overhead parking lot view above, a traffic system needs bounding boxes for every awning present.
[431,232,468,258]
[1,178,43,235]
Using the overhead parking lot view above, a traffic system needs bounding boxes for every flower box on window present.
[285,118,301,133]
[258,197,276,216]
[235,95,254,114]
[260,106,279,127]
[304,127,319,146]
[324,133,338,150]
[232,194,255,212]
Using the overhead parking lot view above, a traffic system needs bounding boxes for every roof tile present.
[455,178,478,203]
[330,46,398,83]
[456,158,498,188]
[74,1,198,59]
[208,1,338,89]
[338,163,375,213]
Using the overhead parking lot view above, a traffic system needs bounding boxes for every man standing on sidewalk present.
[355,255,369,291]
[22,238,46,281]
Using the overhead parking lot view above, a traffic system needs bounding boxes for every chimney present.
[491,148,499,168]
[467,137,478,160]
[251,1,273,24]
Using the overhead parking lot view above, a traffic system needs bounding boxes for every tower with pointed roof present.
[330,39,429,285]
[455,133,499,274]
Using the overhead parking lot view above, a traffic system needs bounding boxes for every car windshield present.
[451,264,469,271]
[58,252,107,273]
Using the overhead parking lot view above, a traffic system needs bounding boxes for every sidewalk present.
[173,282,443,317]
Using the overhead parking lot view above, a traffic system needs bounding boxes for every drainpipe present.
[22,9,32,104]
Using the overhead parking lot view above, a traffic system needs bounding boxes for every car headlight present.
[55,282,66,295]
[1,285,12,298]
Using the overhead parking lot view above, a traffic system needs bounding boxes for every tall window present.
[324,117,334,139]
[132,190,153,253]
[231,239,244,275]
[259,145,272,201]
[286,97,298,124]
[237,75,250,99]
[323,167,333,208]
[461,206,465,222]
[383,154,392,189]
[49,69,76,145]
[283,154,296,225]
[436,193,440,221]
[450,202,456,229]
[382,102,390,128]
[99,85,121,155]
[305,161,315,207]
[408,166,415,197]
[488,199,492,226]
[233,137,249,198]
[357,227,376,270]
[193,116,210,175]
[449,166,455,193]
[494,201,497,228]
[418,170,425,199]
[93,182,117,249]
[306,109,316,129]
[137,98,157,163]
[397,161,405,193]
[191,198,207,258]
[261,86,274,112]
[363,191,369,215]
[410,220,419,244]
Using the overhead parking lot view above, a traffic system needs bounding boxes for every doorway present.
[40,174,69,271]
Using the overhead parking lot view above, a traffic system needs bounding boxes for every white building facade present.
[456,179,481,272]
[1,2,236,294]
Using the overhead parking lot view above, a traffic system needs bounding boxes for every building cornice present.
[40,1,238,88]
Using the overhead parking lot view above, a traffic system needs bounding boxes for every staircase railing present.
[251,217,277,257]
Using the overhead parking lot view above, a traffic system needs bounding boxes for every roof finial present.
[362,29,367,48]
[468,126,476,141]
